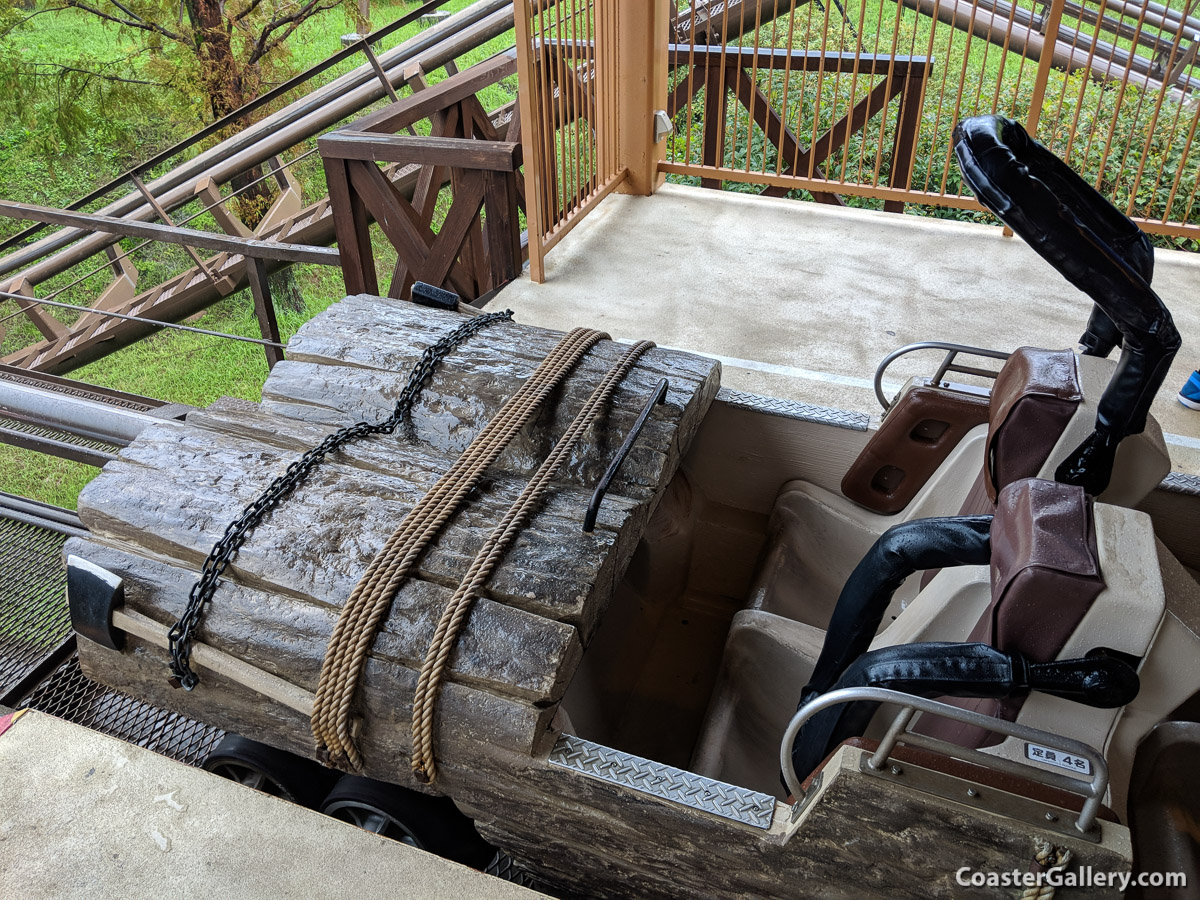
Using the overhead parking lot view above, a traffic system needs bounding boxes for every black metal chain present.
[167,309,514,690]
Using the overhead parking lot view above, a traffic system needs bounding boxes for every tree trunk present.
[184,0,273,227]
[186,0,250,121]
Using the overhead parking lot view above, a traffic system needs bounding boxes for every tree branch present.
[61,0,184,42]
[231,0,270,24]
[107,0,186,40]
[248,0,339,64]
[22,61,174,87]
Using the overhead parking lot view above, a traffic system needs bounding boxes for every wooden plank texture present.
[69,537,580,707]
[72,296,721,771]
[319,132,522,170]
[80,419,639,636]
[273,296,720,503]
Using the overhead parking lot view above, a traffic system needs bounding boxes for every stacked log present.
[69,297,720,788]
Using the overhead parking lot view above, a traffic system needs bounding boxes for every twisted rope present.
[410,340,656,783]
[1019,838,1073,900]
[311,327,607,769]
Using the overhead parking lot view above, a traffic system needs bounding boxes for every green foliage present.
[0,2,182,158]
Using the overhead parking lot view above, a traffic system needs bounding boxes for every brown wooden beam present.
[348,53,518,136]
[885,71,928,213]
[389,104,459,299]
[761,78,898,198]
[730,67,844,206]
[323,157,377,296]
[7,276,68,342]
[246,257,284,371]
[319,132,522,171]
[346,158,475,298]
[542,39,931,78]
[0,200,340,266]
[483,170,521,291]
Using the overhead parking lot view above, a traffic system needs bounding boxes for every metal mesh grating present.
[19,654,225,767]
[0,516,72,699]
[0,413,123,456]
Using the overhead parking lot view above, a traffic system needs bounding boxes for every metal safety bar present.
[780,686,1109,835]
[873,341,1011,411]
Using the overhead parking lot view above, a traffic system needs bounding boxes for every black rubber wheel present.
[320,774,494,868]
[203,734,337,809]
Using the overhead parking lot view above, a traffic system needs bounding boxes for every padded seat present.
[692,567,989,799]
[694,478,1199,818]
[748,351,1169,629]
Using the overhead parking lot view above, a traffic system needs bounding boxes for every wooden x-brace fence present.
[321,53,526,302]
[663,45,931,212]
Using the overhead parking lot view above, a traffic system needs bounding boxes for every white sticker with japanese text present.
[1024,742,1093,775]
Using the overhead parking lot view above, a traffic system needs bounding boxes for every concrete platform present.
[488,183,1200,474]
[0,710,544,900]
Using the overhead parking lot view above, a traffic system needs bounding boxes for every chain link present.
[167,309,514,690]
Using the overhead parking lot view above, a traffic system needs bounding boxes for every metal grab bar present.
[780,686,1109,835]
[582,378,668,533]
[873,342,1012,411]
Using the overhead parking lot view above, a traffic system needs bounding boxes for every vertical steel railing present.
[515,0,629,282]
[657,0,1200,238]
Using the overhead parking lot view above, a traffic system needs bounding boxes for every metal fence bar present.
[655,0,1200,237]
[514,0,630,281]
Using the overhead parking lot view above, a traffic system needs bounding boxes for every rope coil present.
[1019,838,1073,900]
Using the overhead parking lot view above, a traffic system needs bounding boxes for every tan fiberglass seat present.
[692,478,1200,820]
[748,348,1170,630]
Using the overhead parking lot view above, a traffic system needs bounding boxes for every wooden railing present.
[0,199,339,371]
[663,45,930,212]
[513,0,635,281]
[511,0,1200,246]
[663,0,1200,237]
[319,54,527,302]
[321,133,523,300]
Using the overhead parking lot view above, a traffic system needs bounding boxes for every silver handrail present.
[874,342,1012,411]
[780,687,1109,834]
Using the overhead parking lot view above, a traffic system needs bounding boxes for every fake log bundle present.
[68,297,720,788]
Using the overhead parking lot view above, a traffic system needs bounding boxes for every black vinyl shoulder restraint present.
[953,116,1180,496]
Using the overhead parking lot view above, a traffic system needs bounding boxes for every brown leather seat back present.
[982,348,1083,503]
[921,477,1106,747]
[918,349,1084,588]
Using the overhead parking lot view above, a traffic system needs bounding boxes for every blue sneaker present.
[1180,371,1200,410]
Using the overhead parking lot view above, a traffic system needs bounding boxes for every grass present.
[0,1,518,508]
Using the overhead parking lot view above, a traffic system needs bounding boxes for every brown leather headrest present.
[985,349,1082,502]
[974,477,1104,661]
